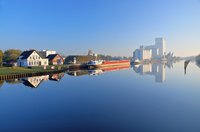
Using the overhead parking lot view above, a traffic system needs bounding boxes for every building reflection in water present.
[49,73,65,81]
[133,62,170,83]
[22,75,49,88]
[21,73,65,88]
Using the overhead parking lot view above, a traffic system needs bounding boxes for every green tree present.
[0,50,3,67]
[3,49,21,63]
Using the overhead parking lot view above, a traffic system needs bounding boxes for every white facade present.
[40,50,57,57]
[18,50,49,67]
[133,38,166,61]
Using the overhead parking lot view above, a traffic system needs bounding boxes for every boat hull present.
[87,60,130,69]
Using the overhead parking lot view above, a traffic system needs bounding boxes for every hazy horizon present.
[1,0,200,57]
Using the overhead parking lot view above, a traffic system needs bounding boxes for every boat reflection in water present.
[132,62,173,83]
[67,65,131,76]
[87,69,104,76]
[67,70,89,76]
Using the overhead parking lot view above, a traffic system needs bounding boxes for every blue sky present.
[0,0,200,56]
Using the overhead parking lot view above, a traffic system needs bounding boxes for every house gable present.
[47,54,64,65]
[19,50,34,60]
[27,51,43,61]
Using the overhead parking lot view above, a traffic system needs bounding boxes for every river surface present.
[0,61,200,132]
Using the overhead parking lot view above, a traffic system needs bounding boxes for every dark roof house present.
[47,54,64,65]
[17,50,49,67]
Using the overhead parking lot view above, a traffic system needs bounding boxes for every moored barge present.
[87,60,130,69]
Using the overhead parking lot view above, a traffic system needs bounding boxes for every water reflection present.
[67,69,104,76]
[0,80,4,88]
[2,61,200,132]
[184,59,200,75]
[196,55,200,67]
[22,75,49,88]
[49,73,65,81]
[88,69,104,76]
[196,60,200,69]
[6,79,21,84]
[67,65,130,76]
[1,61,194,88]
[184,60,190,74]
[67,70,89,76]
[67,69,107,76]
[132,62,174,83]
[16,66,130,88]
[20,73,65,88]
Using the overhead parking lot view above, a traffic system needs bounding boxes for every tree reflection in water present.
[195,55,200,68]
[0,80,4,88]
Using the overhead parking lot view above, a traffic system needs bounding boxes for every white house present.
[133,38,166,61]
[17,50,49,67]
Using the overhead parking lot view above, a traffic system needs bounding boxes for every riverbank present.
[0,65,69,80]
[0,65,68,75]
[0,61,131,80]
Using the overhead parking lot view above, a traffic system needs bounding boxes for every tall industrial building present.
[133,38,166,61]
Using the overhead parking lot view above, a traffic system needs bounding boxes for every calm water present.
[1,61,200,132]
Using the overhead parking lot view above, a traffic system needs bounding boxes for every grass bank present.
[0,65,68,75]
